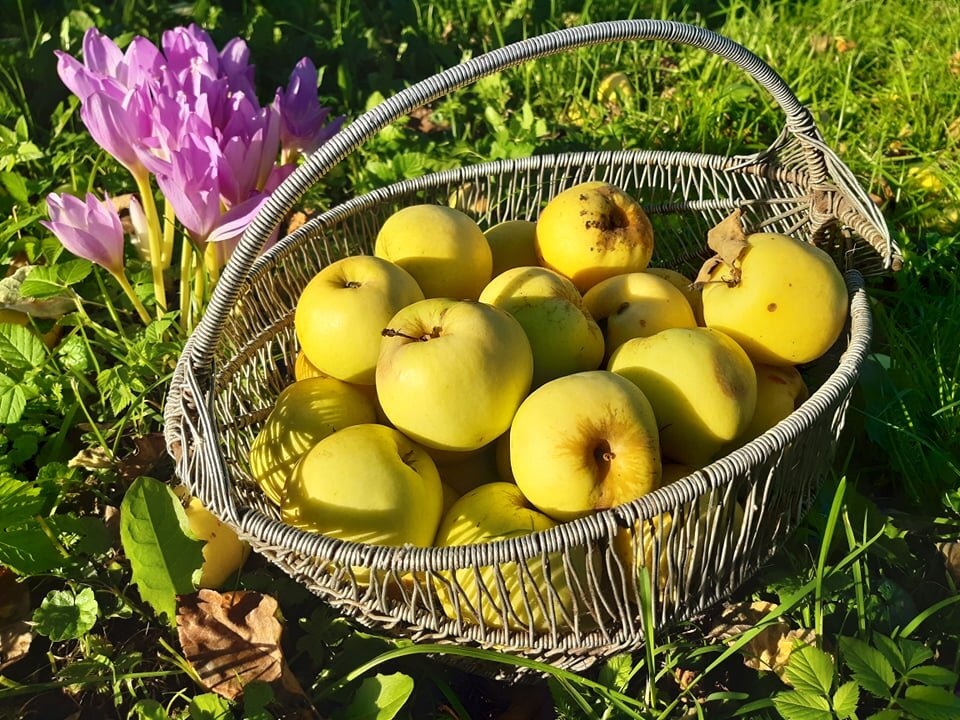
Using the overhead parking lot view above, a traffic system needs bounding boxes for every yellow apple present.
[608,328,757,467]
[294,255,423,385]
[374,204,492,300]
[479,266,604,386]
[377,298,533,452]
[282,423,442,548]
[294,350,327,381]
[701,232,848,365]
[645,268,704,326]
[510,370,661,522]
[484,220,539,278]
[248,377,378,505]
[184,497,251,589]
[434,482,575,632]
[535,182,654,292]
[495,431,513,483]
[737,364,809,446]
[582,272,696,358]
[440,482,461,518]
[434,444,501,495]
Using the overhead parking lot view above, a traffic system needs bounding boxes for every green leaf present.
[865,711,902,720]
[840,636,895,698]
[900,637,935,670]
[0,374,27,423]
[19,261,89,299]
[341,673,414,720]
[872,634,906,675]
[771,690,832,720]
[597,653,634,690]
[905,665,960,687]
[130,699,172,720]
[188,693,232,720]
[57,259,93,287]
[0,323,46,370]
[0,476,45,525]
[0,171,29,204]
[32,586,99,641]
[119,477,205,626]
[0,526,63,574]
[897,685,960,720]
[47,514,113,557]
[97,366,137,415]
[832,681,859,719]
[785,643,835,697]
[242,681,275,719]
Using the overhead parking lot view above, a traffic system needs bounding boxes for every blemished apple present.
[282,423,443,548]
[535,182,654,292]
[608,328,757,467]
[377,298,533,452]
[645,267,704,326]
[294,255,423,385]
[248,377,378,505]
[701,232,848,365]
[374,204,492,300]
[510,370,661,522]
[434,482,575,632]
[582,272,696,359]
[184,497,251,589]
[484,220,539,278]
[479,266,604,387]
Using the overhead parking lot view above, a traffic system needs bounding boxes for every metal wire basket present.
[163,19,898,673]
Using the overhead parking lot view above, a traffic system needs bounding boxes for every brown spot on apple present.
[767,302,778,312]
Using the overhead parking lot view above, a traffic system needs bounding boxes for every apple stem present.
[382,328,433,342]
[345,281,362,288]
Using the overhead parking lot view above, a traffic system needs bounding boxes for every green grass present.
[1,0,959,718]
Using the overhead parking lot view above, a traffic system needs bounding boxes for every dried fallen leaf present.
[286,211,311,236]
[694,209,748,287]
[809,35,831,53]
[835,36,858,53]
[177,590,288,701]
[68,446,113,470]
[706,600,818,681]
[0,568,32,671]
[409,106,448,134]
[950,51,960,77]
[117,433,169,482]
[948,117,960,144]
[938,541,960,586]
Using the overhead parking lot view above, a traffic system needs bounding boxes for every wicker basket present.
[163,20,899,673]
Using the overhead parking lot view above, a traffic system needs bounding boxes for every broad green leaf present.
[832,681,859,719]
[20,261,89,299]
[866,711,902,720]
[872,634,905,675]
[32,587,99,641]
[188,693,232,720]
[0,476,45,525]
[119,477,205,626]
[900,637,935,670]
[598,653,634,690]
[0,374,27,424]
[97,366,137,415]
[130,699,172,720]
[0,324,46,370]
[242,681,275,719]
[57,259,93,287]
[905,665,959,687]
[840,636,895,698]
[0,526,62,574]
[785,643,835,696]
[897,685,960,720]
[341,673,415,720]
[47,514,113,557]
[0,171,28,204]
[771,690,832,720]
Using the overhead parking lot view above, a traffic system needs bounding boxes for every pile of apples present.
[245,181,849,629]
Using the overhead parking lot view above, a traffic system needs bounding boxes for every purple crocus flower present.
[162,25,220,80]
[279,58,344,156]
[80,88,152,177]
[153,133,222,243]
[55,29,163,101]
[219,37,257,100]
[41,193,125,275]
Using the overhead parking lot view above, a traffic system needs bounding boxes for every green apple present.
[434,482,574,632]
[294,255,423,385]
[184,497,251,589]
[479,266,604,386]
[582,272,696,359]
[282,423,443,548]
[483,220,538,278]
[510,370,661,522]
[374,204,492,300]
[535,182,654,292]
[608,328,757,466]
[377,298,533,452]
[249,377,378,505]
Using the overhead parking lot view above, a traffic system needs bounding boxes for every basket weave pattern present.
[164,20,894,670]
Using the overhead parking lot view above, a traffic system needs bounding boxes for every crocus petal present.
[206,193,269,246]
[56,51,100,100]
[154,134,222,241]
[81,90,148,176]
[219,37,257,99]
[119,36,163,88]
[82,28,123,78]
[127,195,151,262]
[41,192,125,275]
[257,94,282,188]
[279,58,343,155]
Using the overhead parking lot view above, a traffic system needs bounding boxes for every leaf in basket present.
[176,589,298,702]
[340,672,414,720]
[120,477,204,625]
[706,600,818,680]
[694,209,749,288]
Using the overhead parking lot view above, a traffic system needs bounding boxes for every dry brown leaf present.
[809,35,831,53]
[835,36,858,53]
[117,433,169,482]
[177,589,288,701]
[947,117,960,143]
[693,209,748,287]
[939,542,960,586]
[950,51,960,77]
[409,106,449,134]
[706,600,817,680]
[286,211,311,235]
[68,446,113,470]
[0,568,32,671]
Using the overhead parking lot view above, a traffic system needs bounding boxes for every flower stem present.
[162,198,176,269]
[110,269,153,325]
[133,172,168,314]
[179,237,193,334]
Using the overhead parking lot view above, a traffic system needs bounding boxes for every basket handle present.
[187,19,836,371]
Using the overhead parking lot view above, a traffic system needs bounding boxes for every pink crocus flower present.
[80,88,152,178]
[41,193,125,275]
[153,133,223,244]
[279,58,344,157]
[219,37,257,99]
